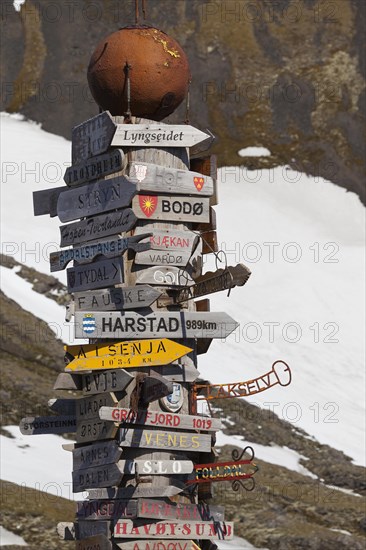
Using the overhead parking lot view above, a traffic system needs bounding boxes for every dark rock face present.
[1,0,365,202]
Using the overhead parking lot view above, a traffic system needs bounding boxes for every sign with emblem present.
[19,415,76,435]
[67,258,124,293]
[50,234,151,271]
[57,176,136,223]
[74,311,239,340]
[118,428,211,452]
[99,407,221,432]
[71,111,117,163]
[194,361,292,400]
[60,209,138,247]
[128,162,214,196]
[132,195,210,223]
[113,520,234,540]
[111,124,211,148]
[65,339,192,372]
[73,286,162,312]
[160,383,184,412]
[65,148,124,186]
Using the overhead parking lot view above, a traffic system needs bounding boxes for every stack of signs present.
[26,111,258,548]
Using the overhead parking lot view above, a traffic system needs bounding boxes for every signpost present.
[50,234,151,271]
[65,339,193,372]
[128,162,214,196]
[57,176,136,223]
[60,209,138,247]
[111,124,211,148]
[71,111,117,163]
[65,148,124,186]
[132,195,210,223]
[74,311,239,339]
[67,258,124,293]
[73,286,162,311]
[99,407,222,432]
[193,360,292,400]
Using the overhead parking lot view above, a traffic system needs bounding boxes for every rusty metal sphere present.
[87,26,191,120]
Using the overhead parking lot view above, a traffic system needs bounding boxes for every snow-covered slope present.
[1,112,365,468]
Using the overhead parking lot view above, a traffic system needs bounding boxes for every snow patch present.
[238,147,271,157]
[13,0,25,12]
[0,526,27,546]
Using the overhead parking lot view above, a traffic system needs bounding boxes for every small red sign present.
[193,176,205,191]
[139,195,158,217]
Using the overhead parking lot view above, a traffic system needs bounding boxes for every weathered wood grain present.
[67,258,124,293]
[73,286,162,311]
[71,111,116,163]
[65,148,124,186]
[19,415,76,435]
[118,428,211,452]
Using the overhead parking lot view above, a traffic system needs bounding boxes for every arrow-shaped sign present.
[111,124,211,148]
[65,339,193,372]
[65,148,124,186]
[71,111,117,164]
[66,257,124,293]
[73,285,162,311]
[50,233,151,272]
[193,360,292,401]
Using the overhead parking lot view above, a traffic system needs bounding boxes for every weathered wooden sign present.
[73,459,194,492]
[57,176,136,223]
[65,148,124,186]
[71,440,122,471]
[57,521,111,541]
[128,162,214,196]
[160,263,251,305]
[87,481,185,501]
[48,398,76,417]
[76,499,138,520]
[113,520,234,540]
[76,418,118,444]
[135,266,194,287]
[118,428,211,452]
[137,500,225,522]
[111,124,211,148]
[113,541,202,550]
[134,227,199,251]
[75,393,116,421]
[73,286,162,311]
[99,407,221,432]
[188,458,257,485]
[189,128,215,157]
[65,339,193,372]
[141,373,174,403]
[194,360,292,400]
[134,248,196,268]
[131,361,200,383]
[67,258,124,293]
[132,195,210,223]
[53,369,134,395]
[71,111,117,163]
[33,187,64,217]
[74,311,238,339]
[19,415,76,435]
[75,534,112,550]
[60,209,138,247]
[50,234,151,272]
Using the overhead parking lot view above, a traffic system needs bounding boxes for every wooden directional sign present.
[77,499,138,520]
[111,123,211,149]
[72,111,117,163]
[72,440,122,471]
[75,535,112,550]
[48,398,76,417]
[57,521,111,541]
[73,286,162,311]
[194,360,292,400]
[128,162,214,196]
[33,187,64,217]
[67,258,124,293]
[57,176,136,223]
[114,542,202,550]
[73,460,194,492]
[118,428,211,452]
[132,195,210,223]
[188,458,257,485]
[135,266,194,287]
[74,311,239,340]
[134,248,196,268]
[99,407,222,432]
[75,394,116,422]
[87,480,185,500]
[141,373,173,403]
[65,339,193,372]
[19,415,76,435]
[65,148,124,186]
[60,209,138,247]
[114,520,234,540]
[132,361,200,383]
[50,234,151,272]
[53,369,134,395]
[134,227,199,252]
[137,500,225,522]
[76,418,118,444]
[165,263,251,304]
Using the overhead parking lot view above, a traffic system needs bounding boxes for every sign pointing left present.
[65,339,193,372]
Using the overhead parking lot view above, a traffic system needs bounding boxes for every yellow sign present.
[65,339,193,372]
